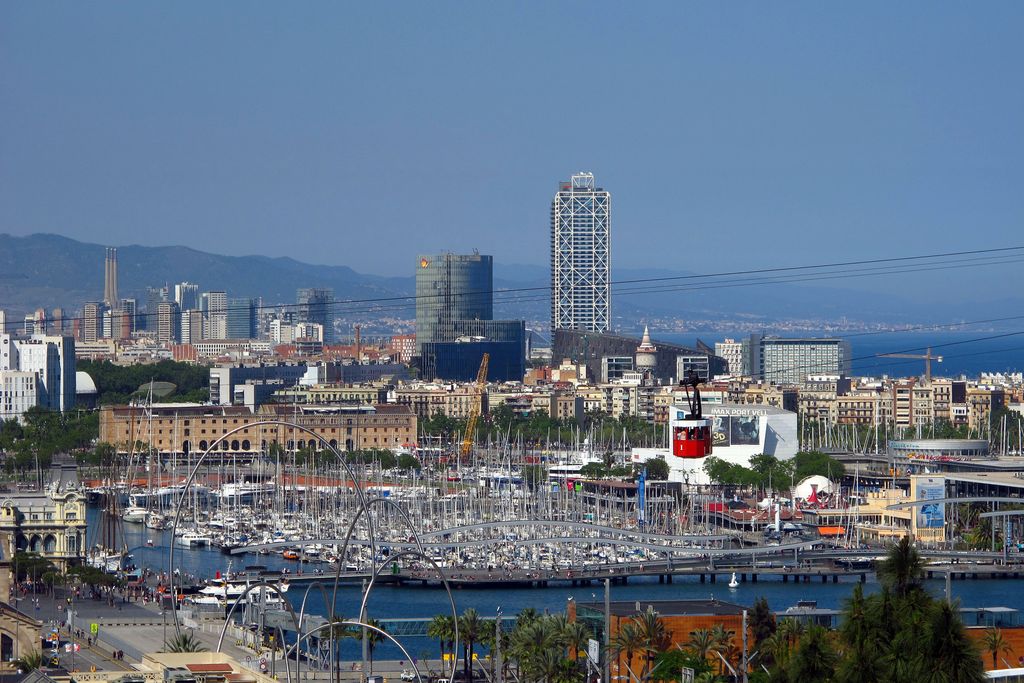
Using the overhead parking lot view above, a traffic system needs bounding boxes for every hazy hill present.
[0,233,1011,328]
[0,233,412,316]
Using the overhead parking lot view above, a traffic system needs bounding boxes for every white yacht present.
[122,506,149,524]
[176,531,211,547]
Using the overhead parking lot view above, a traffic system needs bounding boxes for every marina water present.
[96,507,1024,661]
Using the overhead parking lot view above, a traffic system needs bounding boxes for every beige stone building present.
[0,463,87,570]
[99,403,417,454]
[271,383,388,406]
[0,532,41,668]
[392,384,484,420]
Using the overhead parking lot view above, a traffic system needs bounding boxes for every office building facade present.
[202,291,228,340]
[157,301,180,344]
[415,253,493,352]
[748,334,852,385]
[0,334,76,418]
[551,172,611,333]
[82,302,103,342]
[174,282,200,313]
[226,298,257,340]
[297,288,334,344]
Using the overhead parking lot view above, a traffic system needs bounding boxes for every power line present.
[3,245,1022,342]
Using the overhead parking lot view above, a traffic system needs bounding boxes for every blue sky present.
[2,2,1022,292]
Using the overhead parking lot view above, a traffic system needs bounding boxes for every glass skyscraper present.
[297,287,334,344]
[551,171,611,333]
[415,253,493,353]
[226,297,257,340]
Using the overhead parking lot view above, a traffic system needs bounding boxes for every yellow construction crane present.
[877,346,943,383]
[460,353,490,459]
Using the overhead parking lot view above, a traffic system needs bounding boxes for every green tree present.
[877,536,926,597]
[749,596,776,649]
[610,622,644,680]
[790,451,844,483]
[640,457,670,481]
[563,621,591,663]
[165,630,207,652]
[786,625,838,682]
[648,649,713,682]
[427,614,456,671]
[355,618,385,674]
[12,650,44,672]
[922,601,986,682]
[686,628,717,662]
[458,608,485,681]
[397,453,421,471]
[13,552,57,582]
[635,607,669,677]
[836,583,886,683]
[982,627,1011,671]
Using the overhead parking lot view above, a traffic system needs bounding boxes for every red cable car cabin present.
[672,417,713,458]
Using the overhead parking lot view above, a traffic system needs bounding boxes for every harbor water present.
[95,507,1024,661]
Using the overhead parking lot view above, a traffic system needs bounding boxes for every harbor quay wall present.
[99,404,417,456]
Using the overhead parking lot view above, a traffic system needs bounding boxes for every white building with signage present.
[632,402,798,485]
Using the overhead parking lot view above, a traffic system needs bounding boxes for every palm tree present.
[165,630,207,652]
[923,602,986,682]
[610,622,644,679]
[760,632,792,670]
[786,625,838,681]
[12,650,44,673]
[982,627,1011,670]
[877,535,925,597]
[635,607,669,677]
[776,618,805,649]
[510,616,572,683]
[355,618,385,675]
[427,615,456,671]
[563,621,592,664]
[837,583,885,683]
[686,628,717,662]
[459,608,485,681]
[709,624,734,677]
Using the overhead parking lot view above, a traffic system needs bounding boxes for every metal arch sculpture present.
[290,619,426,683]
[296,581,333,675]
[323,496,460,683]
[214,581,299,683]
[324,495,432,619]
[280,549,458,683]
[357,549,463,630]
[168,420,376,636]
[232,495,462,683]
[165,419,461,683]
[214,582,299,683]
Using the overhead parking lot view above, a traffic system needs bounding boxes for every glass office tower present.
[415,253,493,353]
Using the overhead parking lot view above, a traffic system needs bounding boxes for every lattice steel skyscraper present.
[551,171,610,333]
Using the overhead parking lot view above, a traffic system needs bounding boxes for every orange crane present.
[460,353,490,458]
[877,346,943,382]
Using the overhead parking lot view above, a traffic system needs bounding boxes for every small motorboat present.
[728,572,739,589]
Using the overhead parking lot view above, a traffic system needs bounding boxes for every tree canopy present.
[77,359,210,405]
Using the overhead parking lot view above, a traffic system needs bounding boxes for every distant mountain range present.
[0,233,1014,330]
